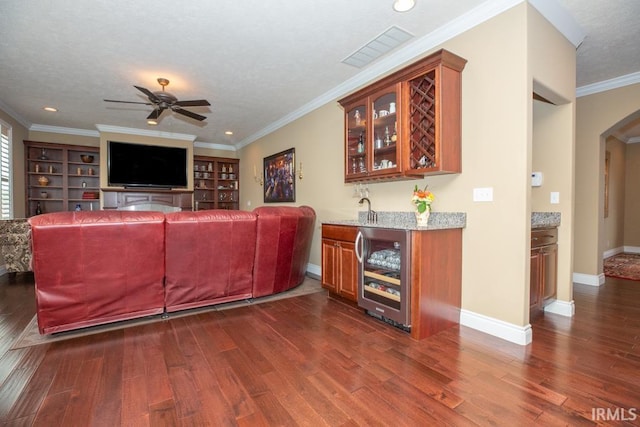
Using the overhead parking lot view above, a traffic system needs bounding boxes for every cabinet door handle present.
[355,231,363,263]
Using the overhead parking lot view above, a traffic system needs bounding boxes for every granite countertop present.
[324,211,559,231]
[323,211,466,231]
[532,212,561,228]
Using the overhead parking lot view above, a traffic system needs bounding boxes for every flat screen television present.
[108,140,188,188]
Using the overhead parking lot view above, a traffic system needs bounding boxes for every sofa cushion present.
[164,210,257,312]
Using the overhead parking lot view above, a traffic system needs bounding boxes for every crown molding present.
[0,99,32,129]
[576,71,640,98]
[628,136,640,144]
[194,141,237,151]
[236,0,523,149]
[30,124,99,138]
[95,124,196,142]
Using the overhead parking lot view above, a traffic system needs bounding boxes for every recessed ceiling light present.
[393,0,416,12]
[225,131,233,135]
[43,107,57,112]
[147,120,158,125]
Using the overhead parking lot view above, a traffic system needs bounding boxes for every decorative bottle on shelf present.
[35,202,42,215]
[357,132,364,153]
[384,126,391,146]
[391,121,397,143]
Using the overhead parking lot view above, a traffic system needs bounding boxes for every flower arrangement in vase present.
[411,184,434,226]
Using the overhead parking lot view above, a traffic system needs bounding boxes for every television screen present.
[108,141,188,188]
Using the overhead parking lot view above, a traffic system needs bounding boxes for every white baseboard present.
[603,246,624,259]
[306,263,321,278]
[544,299,575,317]
[603,246,640,259]
[572,272,604,286]
[460,309,532,346]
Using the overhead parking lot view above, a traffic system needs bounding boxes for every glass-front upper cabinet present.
[339,49,466,183]
[345,103,368,180]
[343,83,401,182]
[370,86,400,176]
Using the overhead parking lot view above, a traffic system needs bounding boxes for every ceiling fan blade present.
[104,99,152,105]
[147,107,166,120]
[173,106,206,121]
[134,85,161,103]
[174,99,211,107]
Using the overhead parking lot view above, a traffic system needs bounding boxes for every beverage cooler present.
[355,227,411,330]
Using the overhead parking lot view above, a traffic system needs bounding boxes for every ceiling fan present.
[104,78,210,121]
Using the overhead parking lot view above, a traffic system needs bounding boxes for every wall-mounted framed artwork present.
[264,148,295,203]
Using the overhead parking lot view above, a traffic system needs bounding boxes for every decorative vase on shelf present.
[37,176,49,186]
[415,208,430,226]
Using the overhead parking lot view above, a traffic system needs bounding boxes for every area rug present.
[604,253,640,281]
[10,277,324,349]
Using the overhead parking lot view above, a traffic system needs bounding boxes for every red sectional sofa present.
[28,206,316,334]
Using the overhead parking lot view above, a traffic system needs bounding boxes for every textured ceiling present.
[0,0,639,149]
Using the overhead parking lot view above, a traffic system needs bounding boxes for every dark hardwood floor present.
[0,273,639,426]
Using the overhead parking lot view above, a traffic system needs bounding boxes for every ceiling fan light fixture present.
[393,0,415,12]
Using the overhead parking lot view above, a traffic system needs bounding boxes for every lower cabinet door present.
[337,241,357,301]
[542,244,558,302]
[530,248,543,318]
[321,239,339,293]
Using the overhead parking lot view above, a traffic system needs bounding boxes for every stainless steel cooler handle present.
[355,231,363,263]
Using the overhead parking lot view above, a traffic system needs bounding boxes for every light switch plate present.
[550,192,560,204]
[473,187,493,202]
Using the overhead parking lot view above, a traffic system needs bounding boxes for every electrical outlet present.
[473,187,493,202]
[550,192,560,204]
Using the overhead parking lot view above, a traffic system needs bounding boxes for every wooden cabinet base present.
[321,225,358,302]
[410,228,462,340]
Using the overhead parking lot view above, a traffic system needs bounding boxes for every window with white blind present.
[0,122,12,219]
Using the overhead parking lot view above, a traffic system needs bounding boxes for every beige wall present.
[240,4,576,328]
[604,137,626,251]
[624,143,640,246]
[575,83,640,276]
[28,131,99,148]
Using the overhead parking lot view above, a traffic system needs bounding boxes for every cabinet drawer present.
[322,224,358,242]
[531,228,557,247]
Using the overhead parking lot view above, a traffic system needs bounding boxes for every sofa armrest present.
[252,205,316,297]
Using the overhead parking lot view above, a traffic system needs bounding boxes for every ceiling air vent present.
[342,26,414,68]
